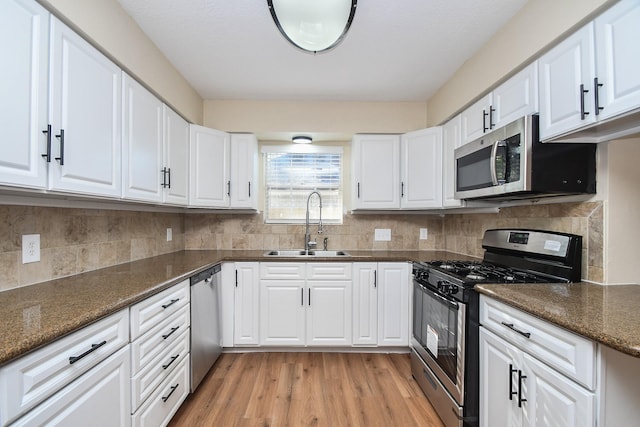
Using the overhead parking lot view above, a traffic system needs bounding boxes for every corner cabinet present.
[539,0,640,142]
[189,127,257,209]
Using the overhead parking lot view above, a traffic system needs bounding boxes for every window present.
[263,145,343,223]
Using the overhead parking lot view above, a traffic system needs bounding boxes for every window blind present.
[264,151,343,223]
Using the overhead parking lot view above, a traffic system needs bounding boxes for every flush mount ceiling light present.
[267,0,358,54]
[292,135,313,144]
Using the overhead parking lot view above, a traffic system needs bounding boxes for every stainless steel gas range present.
[411,229,583,427]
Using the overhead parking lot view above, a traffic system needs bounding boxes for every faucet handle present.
[308,240,318,249]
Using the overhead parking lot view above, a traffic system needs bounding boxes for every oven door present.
[413,279,466,404]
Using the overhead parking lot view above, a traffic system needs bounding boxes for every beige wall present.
[204,100,428,136]
[602,137,640,284]
[426,0,616,126]
[39,0,203,124]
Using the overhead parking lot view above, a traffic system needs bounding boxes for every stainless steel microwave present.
[454,114,597,200]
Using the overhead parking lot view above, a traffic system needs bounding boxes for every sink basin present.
[263,250,350,257]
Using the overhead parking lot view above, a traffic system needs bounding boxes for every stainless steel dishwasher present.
[190,263,222,392]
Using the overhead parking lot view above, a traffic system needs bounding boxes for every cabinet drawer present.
[260,262,306,280]
[130,280,189,341]
[480,295,596,389]
[131,328,189,411]
[10,345,131,427]
[132,355,190,427]
[307,263,352,280]
[0,309,129,426]
[131,305,190,375]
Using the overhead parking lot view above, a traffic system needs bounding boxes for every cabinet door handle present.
[580,84,590,120]
[162,298,180,309]
[508,364,518,401]
[489,106,496,129]
[374,270,377,288]
[161,384,179,402]
[517,370,527,408]
[42,124,52,162]
[69,340,107,364]
[235,270,238,287]
[162,354,180,370]
[501,321,531,338]
[308,288,311,306]
[54,129,65,165]
[594,77,604,116]
[162,326,180,339]
[166,167,171,188]
[248,181,251,198]
[401,182,404,198]
[161,167,167,188]
[227,180,231,197]
[357,182,360,198]
[482,110,489,132]
[301,288,304,306]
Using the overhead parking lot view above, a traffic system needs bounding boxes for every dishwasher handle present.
[190,263,221,285]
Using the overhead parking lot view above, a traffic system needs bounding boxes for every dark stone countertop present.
[475,282,640,358]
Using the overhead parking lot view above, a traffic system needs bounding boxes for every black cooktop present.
[424,260,567,285]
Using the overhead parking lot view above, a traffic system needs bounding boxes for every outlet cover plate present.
[22,234,40,264]
[420,228,428,240]
[166,228,173,242]
[374,229,391,241]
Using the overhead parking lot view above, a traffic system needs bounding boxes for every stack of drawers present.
[130,280,191,427]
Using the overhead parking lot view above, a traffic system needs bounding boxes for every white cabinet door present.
[162,106,189,205]
[49,17,122,198]
[259,280,305,346]
[595,0,640,121]
[400,128,443,209]
[352,263,378,346]
[189,124,229,207]
[122,74,163,203]
[479,327,523,427]
[0,0,49,189]
[229,133,257,209]
[233,262,260,345]
[538,24,596,141]
[352,134,401,209]
[442,115,464,208]
[307,280,352,346]
[461,93,493,144]
[377,263,409,346]
[493,62,539,127]
[522,353,595,427]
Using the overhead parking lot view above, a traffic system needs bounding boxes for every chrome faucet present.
[304,191,323,253]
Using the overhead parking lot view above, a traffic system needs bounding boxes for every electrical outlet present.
[166,228,173,242]
[22,234,40,264]
[420,228,428,240]
[374,229,391,241]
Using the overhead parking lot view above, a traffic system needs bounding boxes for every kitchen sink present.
[263,250,350,257]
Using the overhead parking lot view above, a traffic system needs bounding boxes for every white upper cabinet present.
[461,93,493,144]
[442,115,464,208]
[229,133,258,209]
[49,17,122,198]
[400,127,443,209]
[162,106,189,205]
[122,74,163,203]
[352,134,401,210]
[189,124,230,207]
[0,0,49,189]
[461,63,539,145]
[539,0,640,142]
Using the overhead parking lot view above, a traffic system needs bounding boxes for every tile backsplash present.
[0,200,604,291]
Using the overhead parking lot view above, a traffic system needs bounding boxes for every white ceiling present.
[117,0,528,102]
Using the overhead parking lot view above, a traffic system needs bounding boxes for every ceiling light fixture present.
[267,0,358,54]
[292,135,313,144]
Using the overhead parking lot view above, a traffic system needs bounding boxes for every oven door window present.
[421,286,459,384]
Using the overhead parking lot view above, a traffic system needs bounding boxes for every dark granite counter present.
[0,249,472,366]
[475,283,640,358]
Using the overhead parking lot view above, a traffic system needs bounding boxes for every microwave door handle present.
[490,140,507,186]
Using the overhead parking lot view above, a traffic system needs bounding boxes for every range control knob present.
[437,281,459,295]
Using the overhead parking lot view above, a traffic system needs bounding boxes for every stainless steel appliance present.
[190,263,222,392]
[411,229,583,427]
[454,114,597,200]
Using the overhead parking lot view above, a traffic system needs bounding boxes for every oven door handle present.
[416,281,459,308]
[489,140,507,186]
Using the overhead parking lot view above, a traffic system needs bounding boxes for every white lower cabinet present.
[234,262,261,346]
[306,280,352,346]
[352,263,378,345]
[11,345,131,427]
[260,279,306,345]
[479,295,596,427]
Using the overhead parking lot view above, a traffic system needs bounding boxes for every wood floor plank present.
[168,352,445,427]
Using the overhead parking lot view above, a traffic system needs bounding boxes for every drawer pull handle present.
[162,354,180,370]
[161,383,179,403]
[162,326,180,340]
[69,340,107,364]
[501,322,531,338]
[162,298,179,309]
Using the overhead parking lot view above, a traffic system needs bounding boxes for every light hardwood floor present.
[169,352,445,426]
